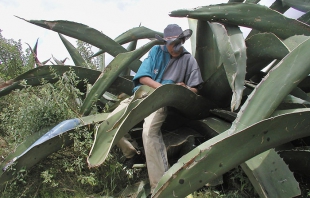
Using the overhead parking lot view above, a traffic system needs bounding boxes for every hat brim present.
[155,29,192,43]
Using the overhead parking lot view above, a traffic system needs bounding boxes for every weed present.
[0,68,136,197]
[229,166,253,193]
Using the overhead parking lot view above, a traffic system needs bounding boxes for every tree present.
[0,30,33,81]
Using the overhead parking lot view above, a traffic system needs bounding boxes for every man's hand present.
[176,82,198,94]
[139,78,198,93]
[176,82,186,87]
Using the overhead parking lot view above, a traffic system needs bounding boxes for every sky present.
[0,0,304,66]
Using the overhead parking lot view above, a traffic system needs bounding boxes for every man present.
[115,24,203,194]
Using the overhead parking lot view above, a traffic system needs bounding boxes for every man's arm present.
[139,76,162,89]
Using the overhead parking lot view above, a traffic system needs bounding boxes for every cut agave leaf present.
[278,95,310,110]
[229,38,310,134]
[58,33,87,67]
[0,113,108,189]
[0,66,133,97]
[169,3,310,39]
[195,21,221,81]
[245,33,289,79]
[208,23,246,111]
[114,26,163,45]
[17,17,142,72]
[87,84,214,167]
[92,26,163,58]
[241,149,300,198]
[152,108,309,197]
[282,0,310,12]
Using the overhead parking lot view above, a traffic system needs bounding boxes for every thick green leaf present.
[164,127,202,158]
[283,35,309,51]
[245,0,260,3]
[152,109,309,197]
[298,11,310,25]
[51,55,64,65]
[199,67,231,108]
[92,26,163,58]
[227,37,310,198]
[202,110,299,198]
[241,149,300,198]
[0,113,108,189]
[246,33,289,62]
[25,40,45,67]
[114,26,163,45]
[278,94,310,109]
[210,109,237,122]
[269,0,291,14]
[188,113,299,198]
[244,82,310,107]
[0,65,133,97]
[153,36,310,198]
[188,117,231,136]
[126,40,138,52]
[290,87,310,102]
[58,33,87,67]
[195,21,222,81]
[33,38,38,55]
[91,49,106,59]
[282,0,310,12]
[270,108,309,117]
[195,20,245,108]
[169,3,310,39]
[229,38,310,134]
[17,17,142,72]
[246,1,290,38]
[80,40,160,116]
[87,84,213,167]
[209,23,246,111]
[41,58,51,65]
[245,33,289,79]
[0,65,97,96]
[263,34,307,73]
[120,40,138,76]
[88,88,148,167]
[187,19,197,56]
[228,0,244,2]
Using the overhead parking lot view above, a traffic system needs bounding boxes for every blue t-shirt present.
[133,45,203,92]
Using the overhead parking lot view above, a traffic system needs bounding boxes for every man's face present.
[166,39,184,58]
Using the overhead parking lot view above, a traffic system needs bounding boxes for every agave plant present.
[1,0,310,197]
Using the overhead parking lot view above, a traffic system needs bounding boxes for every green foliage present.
[0,68,82,152]
[0,32,135,195]
[0,67,134,197]
[229,167,254,195]
[41,169,59,187]
[76,40,101,70]
[1,148,133,197]
[191,167,257,198]
[0,30,34,80]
